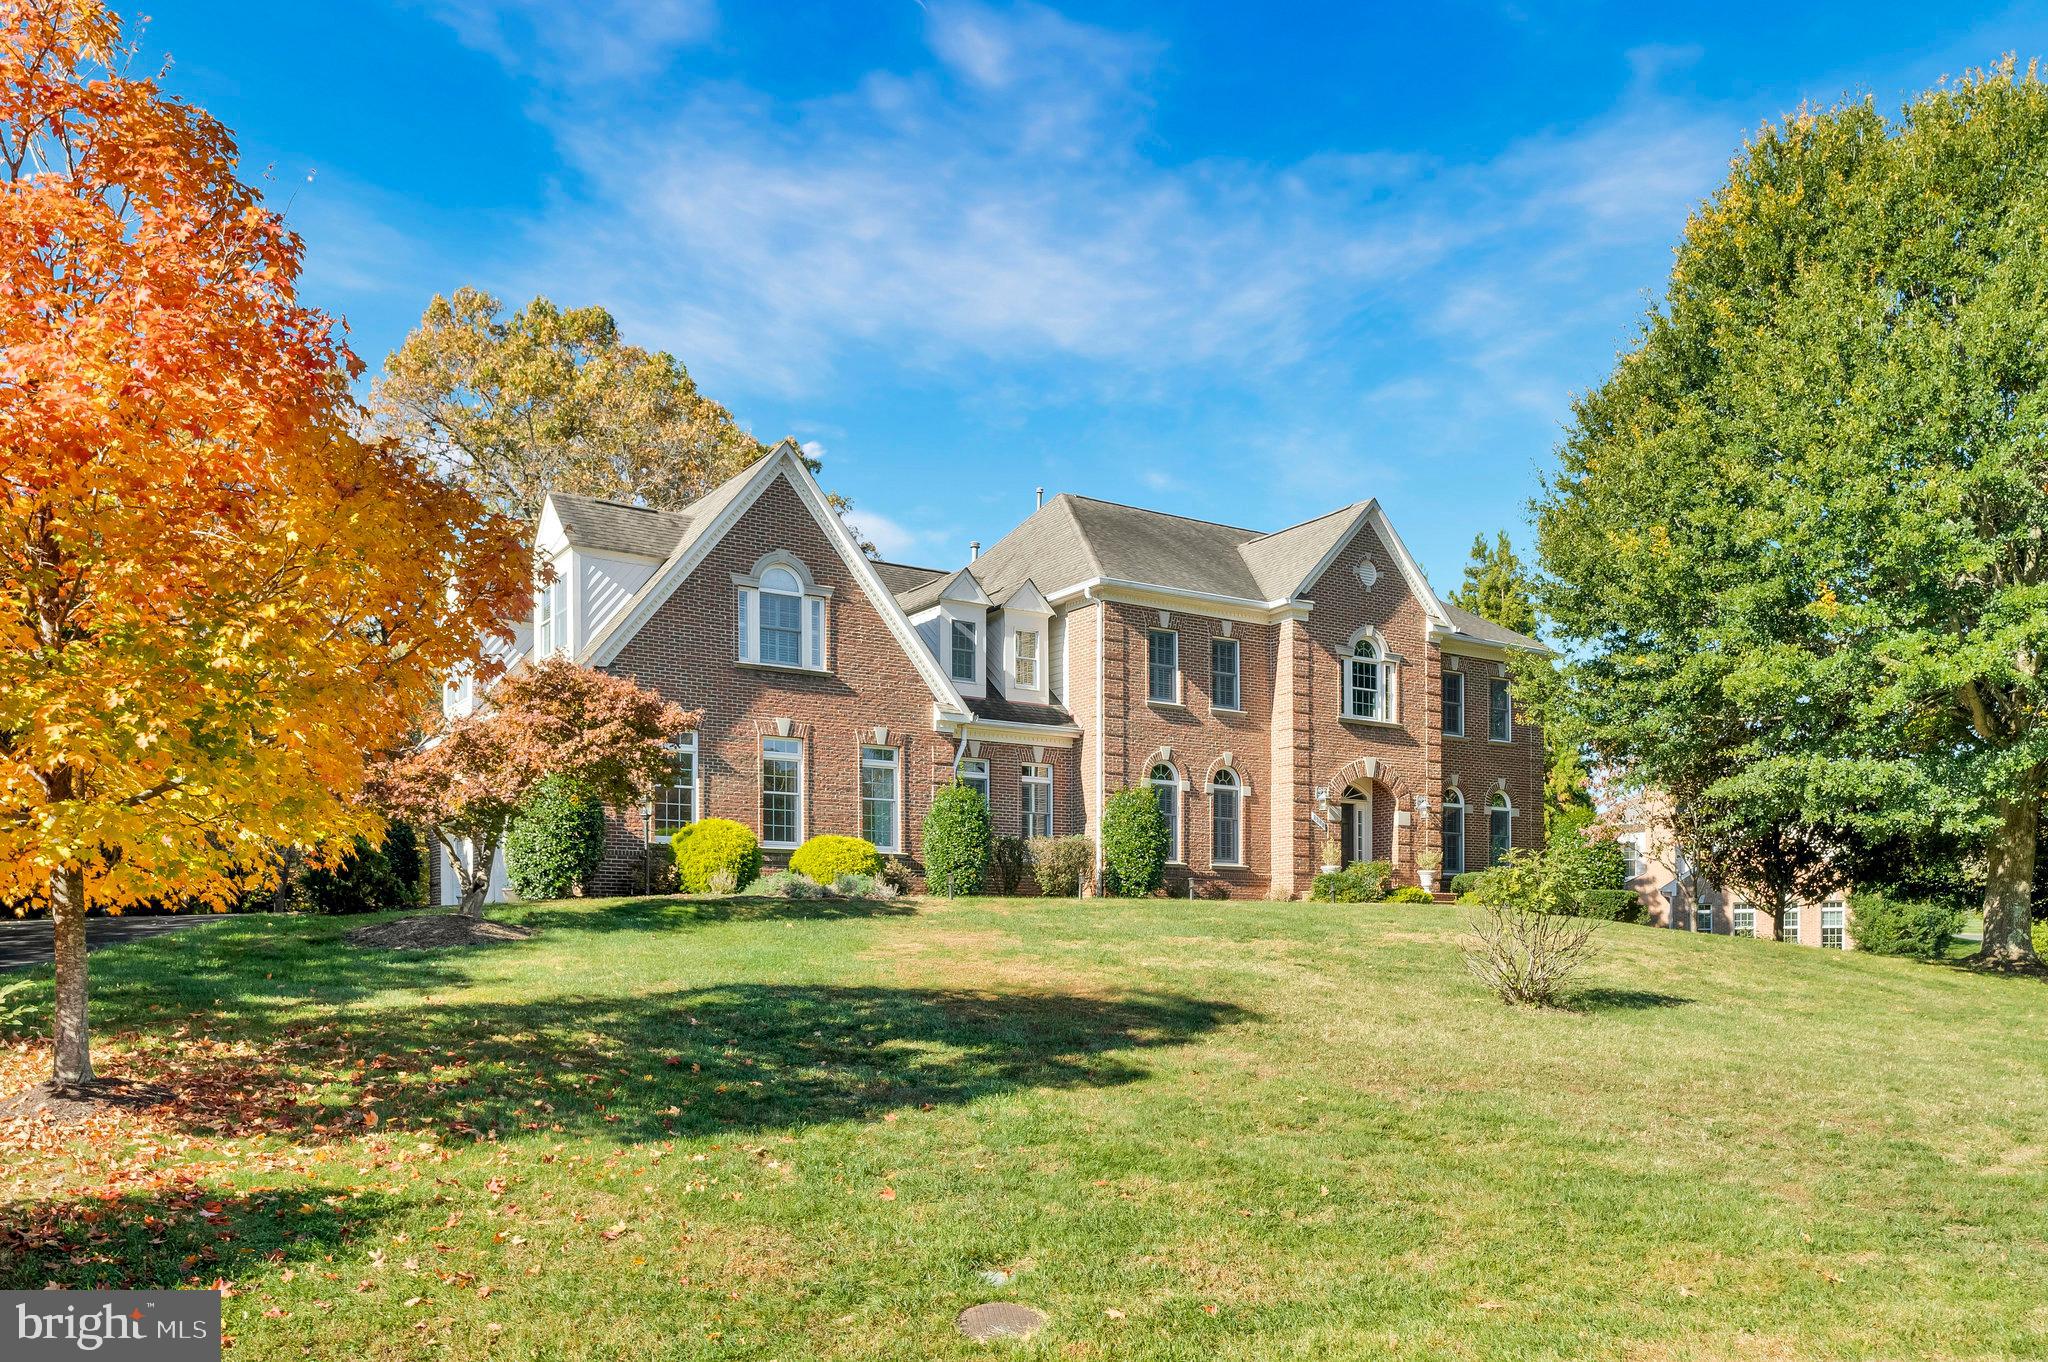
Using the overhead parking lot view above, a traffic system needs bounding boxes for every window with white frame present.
[958,757,990,804]
[737,560,825,670]
[1821,901,1846,949]
[1442,670,1465,737]
[860,745,899,852]
[1487,791,1513,866]
[1150,763,1181,863]
[951,619,979,682]
[1210,769,1242,866]
[1694,894,1715,933]
[1147,629,1179,704]
[1732,901,1755,937]
[1014,629,1039,689]
[1488,678,1512,742]
[1345,635,1386,721]
[652,732,699,832]
[1440,790,1465,876]
[1781,904,1802,943]
[1211,637,1240,711]
[536,571,565,658]
[760,737,803,847]
[1021,763,1052,838]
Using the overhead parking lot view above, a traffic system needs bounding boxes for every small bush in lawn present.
[1579,889,1645,922]
[1849,892,1961,959]
[923,782,992,896]
[831,871,899,901]
[752,871,825,899]
[506,773,607,901]
[878,856,920,896]
[1100,786,1168,896]
[1028,836,1094,897]
[1312,860,1392,903]
[672,819,762,894]
[1385,884,1434,904]
[1463,902,1600,1006]
[989,836,1029,895]
[789,835,882,884]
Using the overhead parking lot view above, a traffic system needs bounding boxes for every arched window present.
[1345,634,1386,721]
[1209,769,1241,867]
[737,555,827,670]
[758,566,803,666]
[1440,789,1466,876]
[1488,791,1514,866]
[1150,763,1181,864]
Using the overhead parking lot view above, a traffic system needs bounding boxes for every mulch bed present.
[346,914,534,950]
[0,1077,173,1124]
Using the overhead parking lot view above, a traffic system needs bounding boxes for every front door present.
[1339,789,1373,866]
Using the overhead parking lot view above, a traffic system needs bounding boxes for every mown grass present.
[3,894,2046,1360]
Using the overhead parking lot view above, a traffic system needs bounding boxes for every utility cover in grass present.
[956,1303,1046,1342]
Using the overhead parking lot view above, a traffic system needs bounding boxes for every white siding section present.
[580,551,660,649]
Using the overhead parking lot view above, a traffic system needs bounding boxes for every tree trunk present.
[457,834,497,920]
[51,865,92,1087]
[1978,792,2039,967]
[1767,889,1787,941]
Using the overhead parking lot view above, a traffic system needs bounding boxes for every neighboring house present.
[438,439,1548,902]
[1605,788,1855,948]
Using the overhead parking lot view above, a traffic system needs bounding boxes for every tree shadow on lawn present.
[122,983,1251,1145]
[1570,987,1694,1012]
[0,1182,396,1290]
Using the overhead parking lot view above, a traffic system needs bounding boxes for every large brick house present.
[436,439,1547,902]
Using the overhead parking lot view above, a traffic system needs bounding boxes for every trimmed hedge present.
[789,835,882,884]
[671,818,761,894]
[989,836,1029,895]
[1385,884,1435,904]
[1579,888,1645,922]
[506,773,607,901]
[923,782,992,896]
[1100,786,1169,896]
[1849,892,1960,959]
[1028,836,1094,897]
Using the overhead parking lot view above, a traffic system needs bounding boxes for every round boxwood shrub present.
[1384,884,1435,904]
[505,773,607,901]
[1100,786,1168,897]
[789,834,883,884]
[923,782,992,896]
[1848,892,1960,959]
[671,818,762,894]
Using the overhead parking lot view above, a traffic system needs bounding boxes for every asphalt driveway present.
[0,914,218,972]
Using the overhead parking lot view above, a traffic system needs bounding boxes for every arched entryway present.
[1323,755,1417,876]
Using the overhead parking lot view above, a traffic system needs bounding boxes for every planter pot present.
[1418,869,1437,893]
[1319,864,1340,877]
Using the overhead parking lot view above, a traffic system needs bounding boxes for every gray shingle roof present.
[873,559,946,599]
[548,492,692,560]
[1437,600,1547,652]
[894,566,984,615]
[967,680,1075,729]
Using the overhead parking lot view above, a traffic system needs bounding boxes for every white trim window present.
[860,745,900,852]
[1442,670,1465,737]
[1014,630,1039,689]
[1488,678,1512,742]
[760,736,804,848]
[1694,894,1715,934]
[1345,634,1388,721]
[1209,769,1242,867]
[653,732,700,832]
[1782,904,1803,944]
[1150,762,1181,864]
[1487,791,1513,866]
[1440,789,1465,876]
[1211,637,1241,711]
[1732,901,1756,937]
[958,757,990,805]
[536,571,566,658]
[950,619,978,682]
[737,557,827,670]
[1147,629,1179,704]
[1821,901,1847,949]
[1021,763,1052,838]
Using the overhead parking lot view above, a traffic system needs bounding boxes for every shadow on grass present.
[0,1184,394,1290]
[1572,987,1693,1012]
[512,893,917,935]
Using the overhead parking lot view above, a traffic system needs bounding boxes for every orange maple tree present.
[0,1,529,1089]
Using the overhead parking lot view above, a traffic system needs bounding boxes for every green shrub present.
[383,822,425,906]
[1100,786,1169,896]
[505,774,607,901]
[671,818,762,894]
[1385,884,1435,904]
[753,871,825,899]
[1027,836,1094,897]
[879,856,919,896]
[295,835,410,914]
[1549,832,1631,894]
[1849,892,1960,960]
[788,835,882,884]
[1312,861,1392,903]
[831,872,900,901]
[989,836,1030,895]
[923,782,992,896]
[1579,889,1645,922]
[1448,871,1486,897]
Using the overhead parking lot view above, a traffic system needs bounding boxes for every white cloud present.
[429,0,716,85]
[844,507,955,564]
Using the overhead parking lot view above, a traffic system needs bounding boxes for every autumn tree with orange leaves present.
[0,1,528,1092]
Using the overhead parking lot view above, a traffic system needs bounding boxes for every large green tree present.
[1535,62,2048,966]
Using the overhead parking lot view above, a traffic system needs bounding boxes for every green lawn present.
[4,895,2046,1360]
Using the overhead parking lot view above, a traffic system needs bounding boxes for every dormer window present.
[950,619,978,682]
[1014,629,1039,688]
[735,553,828,670]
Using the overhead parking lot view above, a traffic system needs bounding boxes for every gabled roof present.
[1437,599,1547,653]
[896,566,987,614]
[546,492,692,560]
[872,559,946,599]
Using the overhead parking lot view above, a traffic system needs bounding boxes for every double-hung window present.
[1150,764,1181,863]
[1147,629,1179,704]
[1487,792,1513,866]
[1488,679,1512,742]
[1014,630,1039,689]
[1440,791,1465,875]
[536,572,563,658]
[951,620,978,682]
[1782,904,1803,944]
[958,757,990,804]
[1442,671,1465,737]
[760,737,803,848]
[1731,901,1756,937]
[860,745,899,852]
[1821,902,1847,949]
[1346,639,1384,720]
[1211,637,1240,711]
[1020,764,1052,838]
[1694,895,1715,934]
[653,732,699,832]
[1210,770,1242,866]
[737,561,825,670]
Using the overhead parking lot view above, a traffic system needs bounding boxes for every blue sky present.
[148,0,2047,585]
